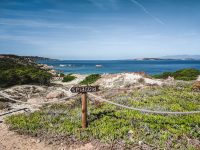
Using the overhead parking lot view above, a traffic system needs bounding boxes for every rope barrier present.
[1,89,200,115]
[0,108,30,117]
[88,93,200,115]
[0,91,79,105]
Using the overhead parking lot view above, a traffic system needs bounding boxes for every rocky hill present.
[0,54,55,64]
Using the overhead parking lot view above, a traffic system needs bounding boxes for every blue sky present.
[0,0,200,59]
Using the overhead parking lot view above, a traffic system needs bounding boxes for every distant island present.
[132,55,200,60]
[161,55,200,60]
[132,58,171,61]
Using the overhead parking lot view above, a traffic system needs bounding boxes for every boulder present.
[46,91,64,99]
[166,76,175,82]
[192,81,200,91]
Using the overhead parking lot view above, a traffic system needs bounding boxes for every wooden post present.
[81,93,87,128]
[70,86,99,128]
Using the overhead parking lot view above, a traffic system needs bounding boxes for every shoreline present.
[1,56,200,149]
[38,59,200,75]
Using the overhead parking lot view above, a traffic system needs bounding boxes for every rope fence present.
[0,90,79,117]
[0,91,79,105]
[0,108,30,117]
[1,89,200,116]
[88,93,200,115]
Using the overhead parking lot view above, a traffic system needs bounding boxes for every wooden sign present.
[70,86,100,129]
[70,86,99,93]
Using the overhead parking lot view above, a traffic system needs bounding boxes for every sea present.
[38,60,200,75]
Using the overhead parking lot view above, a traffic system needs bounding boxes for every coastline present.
[38,59,200,75]
[1,55,200,149]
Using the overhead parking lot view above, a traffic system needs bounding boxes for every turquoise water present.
[39,60,200,75]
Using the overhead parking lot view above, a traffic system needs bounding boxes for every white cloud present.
[130,0,165,25]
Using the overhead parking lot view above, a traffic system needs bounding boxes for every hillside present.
[0,54,56,63]
[0,55,52,88]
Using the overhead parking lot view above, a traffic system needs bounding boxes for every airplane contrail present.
[130,0,165,25]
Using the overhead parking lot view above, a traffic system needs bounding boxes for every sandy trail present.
[0,123,53,150]
[0,122,94,150]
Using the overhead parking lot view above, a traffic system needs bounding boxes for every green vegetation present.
[80,74,101,85]
[6,83,200,149]
[0,57,52,88]
[153,68,200,81]
[62,74,76,82]
[59,73,65,77]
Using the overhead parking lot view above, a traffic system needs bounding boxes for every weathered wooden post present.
[70,86,99,128]
[81,92,87,128]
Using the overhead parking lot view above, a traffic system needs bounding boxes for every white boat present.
[96,65,103,68]
[59,64,66,67]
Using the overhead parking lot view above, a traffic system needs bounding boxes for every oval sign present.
[70,86,99,93]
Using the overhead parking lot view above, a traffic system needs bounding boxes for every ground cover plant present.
[6,82,200,149]
[153,68,200,81]
[80,74,101,85]
[62,74,76,82]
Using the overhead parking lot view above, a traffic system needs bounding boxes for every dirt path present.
[0,123,53,150]
[0,123,94,150]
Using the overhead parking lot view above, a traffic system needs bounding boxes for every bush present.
[80,74,101,85]
[62,74,76,82]
[153,68,200,81]
[0,57,52,88]
[0,66,52,87]
[59,73,65,77]
[138,78,145,84]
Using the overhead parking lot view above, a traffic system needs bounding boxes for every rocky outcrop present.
[1,85,69,103]
[96,73,165,88]
[2,85,47,101]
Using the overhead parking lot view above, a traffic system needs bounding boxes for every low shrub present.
[62,74,76,82]
[153,68,200,81]
[80,74,101,85]
[138,78,145,84]
[60,73,65,77]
